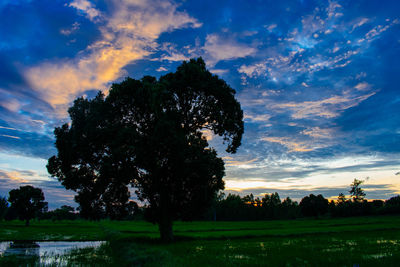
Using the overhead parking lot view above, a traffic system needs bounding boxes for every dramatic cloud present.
[1,0,400,207]
[25,0,201,111]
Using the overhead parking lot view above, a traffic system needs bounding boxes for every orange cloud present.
[301,127,335,139]
[261,136,313,152]
[1,134,21,140]
[24,0,201,113]
[224,158,258,168]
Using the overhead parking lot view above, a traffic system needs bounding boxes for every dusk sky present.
[1,0,400,208]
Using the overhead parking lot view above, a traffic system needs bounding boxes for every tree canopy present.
[8,185,47,226]
[47,58,244,241]
[299,194,329,217]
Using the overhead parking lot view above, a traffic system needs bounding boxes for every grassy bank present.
[1,215,400,266]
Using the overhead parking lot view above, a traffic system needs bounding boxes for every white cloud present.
[203,33,256,66]
[272,91,376,119]
[301,127,334,139]
[210,69,229,75]
[266,24,277,31]
[69,0,102,22]
[238,63,267,78]
[352,18,370,31]
[301,82,309,87]
[357,18,400,44]
[156,66,168,72]
[157,43,192,62]
[1,98,21,112]
[0,126,18,131]
[60,22,80,36]
[261,136,314,152]
[244,113,271,123]
[1,134,21,140]
[332,46,340,53]
[355,82,371,91]
[326,1,342,19]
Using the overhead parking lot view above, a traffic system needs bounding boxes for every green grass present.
[1,216,400,266]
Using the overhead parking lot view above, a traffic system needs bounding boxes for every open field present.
[1,216,400,266]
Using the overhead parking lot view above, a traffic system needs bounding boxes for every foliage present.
[47,58,244,241]
[349,178,366,202]
[337,193,346,203]
[7,186,47,226]
[42,205,78,221]
[384,195,400,214]
[299,194,329,217]
[215,192,300,220]
[0,196,8,220]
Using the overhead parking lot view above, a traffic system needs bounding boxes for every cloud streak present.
[272,91,376,119]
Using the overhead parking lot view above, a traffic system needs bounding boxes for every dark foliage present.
[209,192,400,221]
[7,186,48,226]
[47,58,244,241]
[300,194,329,217]
[349,178,366,202]
[40,205,78,221]
[214,193,300,221]
[384,195,400,214]
[0,196,8,220]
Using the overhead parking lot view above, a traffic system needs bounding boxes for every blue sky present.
[0,0,399,208]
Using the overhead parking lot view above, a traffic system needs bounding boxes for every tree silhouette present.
[8,186,47,226]
[47,58,244,241]
[299,194,328,217]
[337,193,346,203]
[349,179,366,202]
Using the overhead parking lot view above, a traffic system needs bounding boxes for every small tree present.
[8,186,47,226]
[349,179,366,202]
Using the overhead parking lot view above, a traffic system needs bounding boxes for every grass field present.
[1,215,400,266]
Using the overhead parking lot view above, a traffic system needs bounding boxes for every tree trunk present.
[159,216,173,242]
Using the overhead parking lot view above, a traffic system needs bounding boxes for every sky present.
[0,0,400,209]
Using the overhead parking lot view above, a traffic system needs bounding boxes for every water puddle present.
[0,241,105,257]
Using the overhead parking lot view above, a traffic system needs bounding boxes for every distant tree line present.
[203,192,400,221]
[204,179,400,220]
[0,185,144,223]
[1,179,400,223]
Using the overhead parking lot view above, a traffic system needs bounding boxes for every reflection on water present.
[0,240,105,265]
[2,241,40,257]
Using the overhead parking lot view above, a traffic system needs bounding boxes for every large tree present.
[8,186,48,226]
[47,58,244,241]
